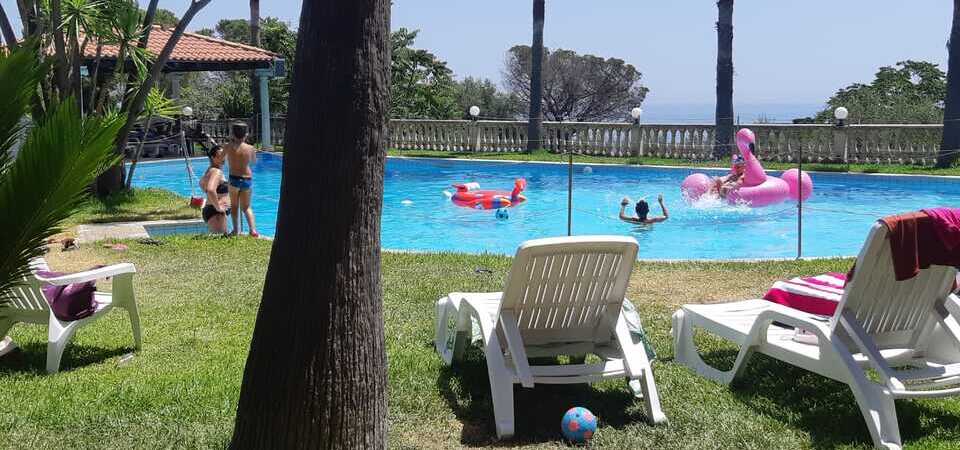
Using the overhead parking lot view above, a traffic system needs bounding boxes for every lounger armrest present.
[36,263,137,286]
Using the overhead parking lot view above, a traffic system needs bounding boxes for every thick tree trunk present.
[714,0,735,158]
[938,0,960,168]
[249,0,262,132]
[229,1,389,449]
[140,0,159,47]
[526,0,545,152]
[97,0,212,196]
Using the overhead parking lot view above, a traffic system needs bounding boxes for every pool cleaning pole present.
[567,149,573,236]
[797,145,803,259]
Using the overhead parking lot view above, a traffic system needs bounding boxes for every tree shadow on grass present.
[437,344,651,447]
[0,341,133,375]
[692,339,960,449]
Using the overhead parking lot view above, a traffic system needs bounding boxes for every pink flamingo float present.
[681,128,813,207]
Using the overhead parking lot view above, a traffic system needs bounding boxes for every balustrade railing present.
[199,117,947,165]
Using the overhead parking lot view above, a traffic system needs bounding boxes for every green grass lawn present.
[67,188,199,227]
[389,148,960,177]
[2,239,959,448]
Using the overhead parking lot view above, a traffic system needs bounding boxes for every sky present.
[1,1,952,113]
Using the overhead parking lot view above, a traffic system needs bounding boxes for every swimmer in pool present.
[620,194,669,225]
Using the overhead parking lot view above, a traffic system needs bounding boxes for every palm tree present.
[230,0,389,447]
[249,0,262,126]
[938,0,960,168]
[714,0,734,158]
[526,0,545,152]
[0,44,125,298]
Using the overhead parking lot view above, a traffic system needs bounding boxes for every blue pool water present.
[132,153,960,260]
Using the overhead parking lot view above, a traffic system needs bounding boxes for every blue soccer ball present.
[560,406,597,443]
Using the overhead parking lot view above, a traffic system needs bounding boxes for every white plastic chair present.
[672,223,960,450]
[1,258,141,373]
[435,236,666,438]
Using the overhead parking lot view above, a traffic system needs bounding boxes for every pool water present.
[131,154,960,260]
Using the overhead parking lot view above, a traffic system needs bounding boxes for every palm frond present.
[0,96,124,296]
[0,42,47,181]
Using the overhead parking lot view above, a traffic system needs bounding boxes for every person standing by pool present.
[620,194,669,225]
[198,142,231,234]
[225,122,259,237]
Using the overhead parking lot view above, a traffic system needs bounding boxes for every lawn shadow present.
[696,347,960,449]
[437,344,651,447]
[0,341,133,375]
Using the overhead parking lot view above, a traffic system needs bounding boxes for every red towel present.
[880,211,960,281]
[923,207,960,252]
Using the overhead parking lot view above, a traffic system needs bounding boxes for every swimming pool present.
[131,153,960,259]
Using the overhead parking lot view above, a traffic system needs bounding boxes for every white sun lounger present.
[672,222,960,449]
[1,258,142,373]
[435,235,666,438]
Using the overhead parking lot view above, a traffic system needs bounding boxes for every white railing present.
[387,119,946,165]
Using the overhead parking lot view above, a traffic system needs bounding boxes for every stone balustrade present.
[388,119,946,165]
[198,117,946,165]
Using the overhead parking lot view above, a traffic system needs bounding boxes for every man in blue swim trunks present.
[225,122,259,237]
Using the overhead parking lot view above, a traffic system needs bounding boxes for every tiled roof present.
[86,25,278,64]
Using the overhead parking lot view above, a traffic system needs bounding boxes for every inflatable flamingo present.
[681,128,812,207]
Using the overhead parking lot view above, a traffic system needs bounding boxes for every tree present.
[527,0,545,151]
[153,8,179,28]
[230,0,389,447]
[454,77,521,119]
[0,3,19,50]
[390,28,458,119]
[0,45,125,297]
[504,46,649,122]
[714,0,734,158]
[939,0,960,168]
[216,18,250,43]
[249,0,261,124]
[802,61,946,124]
[124,87,180,188]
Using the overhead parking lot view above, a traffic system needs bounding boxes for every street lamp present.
[834,106,848,127]
[469,105,480,121]
[631,107,643,125]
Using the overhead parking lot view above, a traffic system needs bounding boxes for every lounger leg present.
[484,333,515,438]
[112,274,141,350]
[435,297,470,365]
[46,316,79,374]
[672,309,751,385]
[125,301,142,351]
[831,340,902,450]
[637,367,668,425]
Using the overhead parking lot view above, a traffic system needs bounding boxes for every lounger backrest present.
[499,236,638,345]
[834,223,957,348]
[1,258,51,314]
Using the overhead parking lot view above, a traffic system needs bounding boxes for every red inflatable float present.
[451,179,527,210]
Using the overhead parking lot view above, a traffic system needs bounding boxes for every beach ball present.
[495,208,509,220]
[560,407,597,444]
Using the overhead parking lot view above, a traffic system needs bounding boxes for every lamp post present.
[469,105,480,151]
[631,107,643,157]
[834,106,849,127]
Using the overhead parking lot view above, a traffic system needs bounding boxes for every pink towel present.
[922,207,960,252]
[763,272,846,316]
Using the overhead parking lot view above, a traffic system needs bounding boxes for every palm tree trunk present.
[714,0,734,158]
[229,1,390,448]
[49,0,69,100]
[0,4,19,50]
[98,0,213,196]
[938,0,960,168]
[526,0,545,152]
[124,114,155,189]
[249,0,262,134]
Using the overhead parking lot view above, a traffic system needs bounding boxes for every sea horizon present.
[639,102,825,125]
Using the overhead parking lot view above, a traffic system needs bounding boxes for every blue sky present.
[1,1,952,109]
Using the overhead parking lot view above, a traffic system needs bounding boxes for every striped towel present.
[763,272,846,316]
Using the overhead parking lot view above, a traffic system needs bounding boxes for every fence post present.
[471,120,481,152]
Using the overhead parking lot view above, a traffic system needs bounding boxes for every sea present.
[639,102,824,125]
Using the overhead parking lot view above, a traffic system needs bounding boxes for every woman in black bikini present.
[199,144,231,234]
